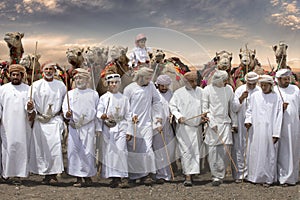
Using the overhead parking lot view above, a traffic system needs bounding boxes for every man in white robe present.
[97,73,132,188]
[202,70,237,186]
[62,68,98,187]
[169,71,206,186]
[27,61,66,184]
[0,64,31,184]
[123,67,162,186]
[152,75,176,183]
[231,72,260,182]
[128,34,152,68]
[274,69,300,186]
[245,75,283,187]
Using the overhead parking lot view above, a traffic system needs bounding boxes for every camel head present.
[20,54,41,70]
[66,47,84,68]
[272,41,288,68]
[109,45,128,61]
[4,32,24,48]
[84,46,109,66]
[151,49,165,64]
[239,48,256,66]
[216,50,232,71]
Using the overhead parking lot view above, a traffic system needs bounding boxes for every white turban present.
[245,72,259,83]
[275,69,292,78]
[212,70,228,85]
[259,75,274,85]
[132,67,153,81]
[156,74,172,85]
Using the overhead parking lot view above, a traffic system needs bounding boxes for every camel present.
[232,47,263,89]
[96,45,132,96]
[149,49,187,91]
[272,41,288,69]
[19,54,42,85]
[83,46,109,88]
[200,50,234,88]
[66,47,85,69]
[4,32,24,64]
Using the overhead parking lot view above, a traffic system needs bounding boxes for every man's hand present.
[232,126,238,133]
[201,115,209,124]
[156,126,163,133]
[178,117,185,124]
[239,91,249,104]
[126,134,132,141]
[27,101,34,111]
[245,123,252,130]
[273,137,279,144]
[66,110,72,118]
[283,102,289,112]
[132,115,139,123]
[101,113,108,120]
[155,117,162,125]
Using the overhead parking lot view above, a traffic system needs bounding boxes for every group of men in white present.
[0,32,299,188]
[0,58,299,188]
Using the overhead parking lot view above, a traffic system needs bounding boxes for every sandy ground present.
[0,170,299,200]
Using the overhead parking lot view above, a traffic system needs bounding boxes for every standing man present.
[0,64,31,184]
[202,70,237,186]
[153,75,176,184]
[245,75,283,187]
[169,71,206,187]
[123,67,162,186]
[27,61,67,184]
[231,72,260,183]
[62,68,98,187]
[97,73,132,188]
[275,69,300,186]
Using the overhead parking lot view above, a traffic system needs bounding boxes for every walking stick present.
[29,41,38,101]
[159,130,175,180]
[64,67,70,111]
[211,124,238,172]
[133,120,137,151]
[268,58,284,102]
[242,128,249,183]
[183,112,209,123]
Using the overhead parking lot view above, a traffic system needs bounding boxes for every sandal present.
[183,180,192,187]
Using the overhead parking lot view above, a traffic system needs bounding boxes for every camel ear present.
[20,33,24,38]
[36,54,41,60]
[272,45,277,52]
[240,48,242,53]
[254,49,256,54]
[125,47,128,54]
[285,45,288,50]
[81,48,84,53]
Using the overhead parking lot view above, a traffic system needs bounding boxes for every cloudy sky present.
[0,0,299,68]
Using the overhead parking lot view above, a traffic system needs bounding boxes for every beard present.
[11,78,21,85]
[76,82,88,89]
[43,73,54,80]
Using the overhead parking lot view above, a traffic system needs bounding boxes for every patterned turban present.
[245,72,259,83]
[184,71,198,81]
[74,68,90,79]
[275,69,292,78]
[41,61,57,71]
[105,73,121,82]
[132,67,153,81]
[156,74,172,85]
[135,33,147,43]
[9,64,26,74]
